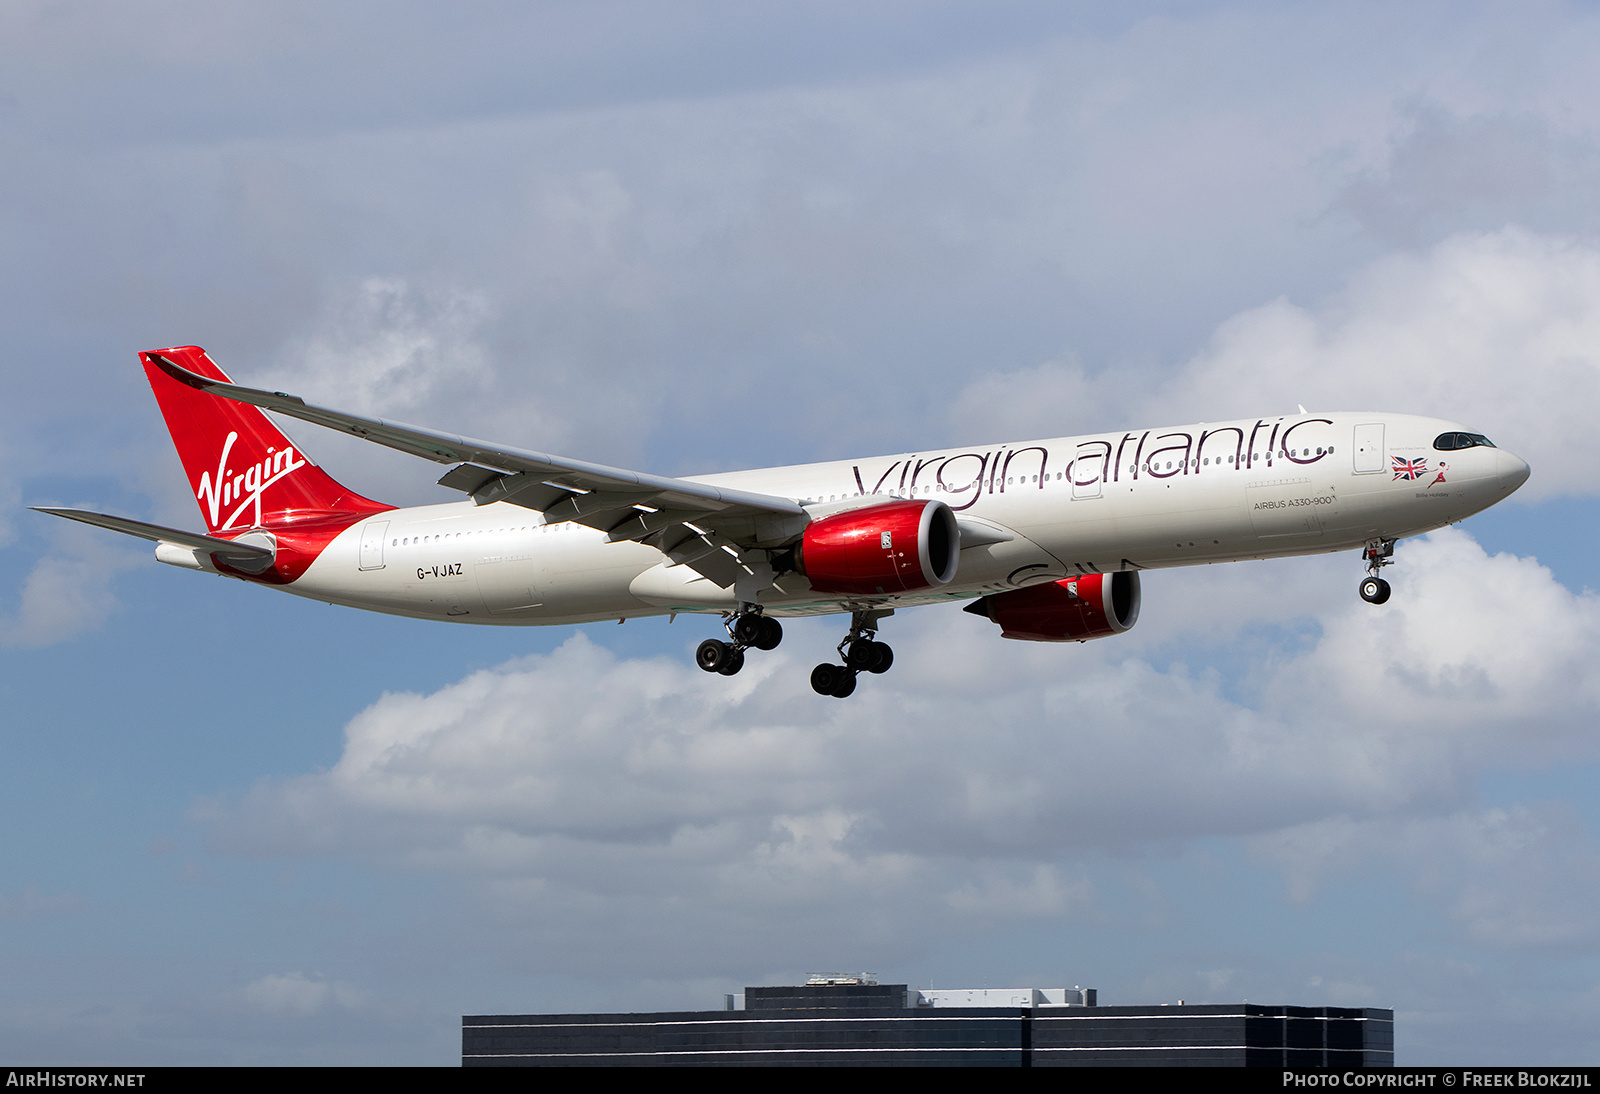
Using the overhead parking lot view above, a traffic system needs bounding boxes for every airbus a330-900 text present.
[37,346,1531,698]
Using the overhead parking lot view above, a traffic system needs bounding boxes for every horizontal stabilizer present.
[32,507,274,561]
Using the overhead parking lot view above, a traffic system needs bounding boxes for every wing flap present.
[439,467,582,513]
[435,463,506,495]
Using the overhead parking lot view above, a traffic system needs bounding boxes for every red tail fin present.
[142,346,390,533]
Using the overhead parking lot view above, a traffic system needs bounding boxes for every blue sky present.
[3,0,1600,1065]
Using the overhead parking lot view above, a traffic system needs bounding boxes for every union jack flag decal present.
[1392,456,1428,481]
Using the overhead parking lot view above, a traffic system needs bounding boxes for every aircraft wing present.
[147,353,808,587]
[32,507,274,562]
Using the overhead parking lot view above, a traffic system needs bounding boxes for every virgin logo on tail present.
[195,431,307,530]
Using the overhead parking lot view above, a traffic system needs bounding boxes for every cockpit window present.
[1434,432,1496,451]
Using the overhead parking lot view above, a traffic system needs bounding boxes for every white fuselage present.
[277,412,1530,625]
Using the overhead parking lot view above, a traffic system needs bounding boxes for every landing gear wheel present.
[865,641,893,674]
[697,639,733,673]
[754,616,783,651]
[1359,538,1396,606]
[811,663,842,695]
[731,613,764,646]
[844,637,880,670]
[717,648,746,676]
[827,608,895,688]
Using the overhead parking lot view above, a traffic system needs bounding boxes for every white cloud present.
[264,277,493,420]
[1148,229,1600,499]
[948,356,1124,450]
[1334,104,1600,245]
[0,521,146,649]
[242,973,369,1018]
[203,528,1600,967]
[1254,805,1600,949]
[1301,530,1600,745]
[943,864,1096,919]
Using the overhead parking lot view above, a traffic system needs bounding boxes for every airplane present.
[37,346,1531,698]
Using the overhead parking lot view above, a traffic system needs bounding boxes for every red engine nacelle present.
[793,499,959,595]
[965,571,1141,642]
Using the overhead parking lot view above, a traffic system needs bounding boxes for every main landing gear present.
[696,605,783,676]
[810,610,895,699]
[1359,538,1395,605]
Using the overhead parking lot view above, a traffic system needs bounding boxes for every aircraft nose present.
[1495,449,1531,494]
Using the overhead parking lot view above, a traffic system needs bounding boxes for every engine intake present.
[793,499,959,595]
[965,571,1141,642]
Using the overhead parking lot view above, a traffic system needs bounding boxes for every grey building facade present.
[463,981,1394,1067]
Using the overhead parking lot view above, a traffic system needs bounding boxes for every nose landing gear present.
[696,605,783,676]
[1359,538,1395,604]
[810,609,894,698]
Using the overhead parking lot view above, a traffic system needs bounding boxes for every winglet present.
[145,350,307,407]
[146,351,217,392]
